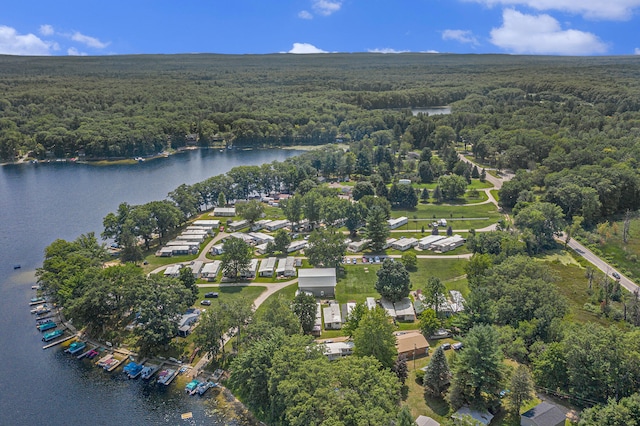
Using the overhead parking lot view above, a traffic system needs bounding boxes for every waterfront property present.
[298,268,337,297]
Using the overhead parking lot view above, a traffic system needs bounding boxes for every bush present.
[415,369,425,384]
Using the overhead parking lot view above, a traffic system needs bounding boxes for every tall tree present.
[236,199,264,223]
[221,237,252,281]
[353,306,397,369]
[305,227,346,269]
[375,258,412,302]
[424,276,446,317]
[291,291,316,334]
[396,406,413,426]
[419,308,440,338]
[178,266,198,306]
[424,345,451,397]
[274,228,291,254]
[365,205,390,252]
[507,365,534,416]
[448,324,505,409]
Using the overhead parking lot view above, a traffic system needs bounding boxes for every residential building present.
[392,237,419,251]
[365,297,377,310]
[323,341,354,361]
[276,256,297,277]
[341,301,357,322]
[201,260,221,281]
[265,219,290,231]
[395,331,429,357]
[521,402,568,426]
[212,207,236,217]
[394,297,416,322]
[415,416,440,426]
[227,219,249,232]
[418,235,446,250]
[347,239,370,253]
[431,235,465,253]
[451,407,494,426]
[388,216,408,230]
[287,240,308,253]
[258,257,277,277]
[323,303,342,330]
[380,298,396,319]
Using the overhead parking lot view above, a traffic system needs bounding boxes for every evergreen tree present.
[480,168,487,182]
[392,354,409,385]
[421,188,430,203]
[508,365,534,416]
[471,165,480,179]
[424,346,451,397]
[365,205,390,252]
[396,406,413,426]
[433,186,443,203]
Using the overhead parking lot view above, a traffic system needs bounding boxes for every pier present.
[42,334,76,350]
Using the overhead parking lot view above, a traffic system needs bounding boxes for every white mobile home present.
[347,239,370,253]
[212,207,236,217]
[323,303,342,330]
[287,240,308,253]
[298,268,337,297]
[323,341,354,361]
[393,297,416,322]
[229,232,254,244]
[383,238,398,250]
[380,298,397,319]
[156,247,174,257]
[398,179,412,185]
[341,301,357,322]
[251,219,272,231]
[164,264,182,278]
[237,259,259,280]
[387,216,408,230]
[265,219,290,232]
[276,256,297,277]
[177,234,205,243]
[248,232,275,245]
[192,219,220,229]
[313,303,322,336]
[171,245,195,255]
[228,220,249,232]
[210,244,224,255]
[418,235,446,250]
[392,237,419,251]
[201,260,222,281]
[431,235,465,253]
[258,257,277,277]
[188,260,204,278]
[365,297,377,310]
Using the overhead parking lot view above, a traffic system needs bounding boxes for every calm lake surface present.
[0,148,301,425]
[411,106,451,116]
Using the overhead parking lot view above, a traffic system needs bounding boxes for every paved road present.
[561,236,639,294]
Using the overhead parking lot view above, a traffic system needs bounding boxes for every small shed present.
[521,402,568,426]
[298,268,337,297]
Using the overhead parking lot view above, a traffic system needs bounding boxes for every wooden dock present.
[29,299,47,306]
[42,334,76,350]
[106,356,125,372]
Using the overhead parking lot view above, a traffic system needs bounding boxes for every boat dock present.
[29,299,47,306]
[42,334,75,350]
[76,345,98,359]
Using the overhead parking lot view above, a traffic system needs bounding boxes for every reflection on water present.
[411,106,451,116]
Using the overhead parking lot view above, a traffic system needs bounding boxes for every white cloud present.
[465,0,640,20]
[422,50,440,53]
[0,25,54,55]
[67,47,87,56]
[288,42,327,54]
[490,9,608,55]
[442,29,479,45]
[39,24,54,36]
[368,48,410,54]
[635,48,640,55]
[71,31,109,49]
[298,10,313,19]
[312,0,342,16]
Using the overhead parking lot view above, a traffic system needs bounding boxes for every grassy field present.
[490,189,500,202]
[335,258,468,304]
[391,203,501,227]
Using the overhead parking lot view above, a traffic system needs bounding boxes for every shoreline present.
[1,144,328,167]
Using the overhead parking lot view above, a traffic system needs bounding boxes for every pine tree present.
[396,406,414,426]
[471,165,480,179]
[392,354,409,384]
[365,205,390,252]
[433,186,443,203]
[480,168,487,182]
[508,365,534,415]
[424,346,451,396]
[421,188,429,203]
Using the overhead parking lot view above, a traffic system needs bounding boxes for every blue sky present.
[1,0,639,56]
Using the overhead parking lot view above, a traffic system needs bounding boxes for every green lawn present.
[490,189,500,202]
[195,285,266,306]
[598,218,640,280]
[391,202,501,225]
[335,258,468,304]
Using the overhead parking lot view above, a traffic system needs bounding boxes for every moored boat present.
[31,304,50,315]
[85,349,99,359]
[185,379,199,394]
[36,318,54,328]
[195,381,216,396]
[30,296,46,304]
[123,362,144,379]
[42,329,64,342]
[156,368,177,385]
[140,364,158,380]
[38,322,57,332]
[66,341,86,355]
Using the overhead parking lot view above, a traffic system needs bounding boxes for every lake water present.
[411,106,451,116]
[0,148,301,425]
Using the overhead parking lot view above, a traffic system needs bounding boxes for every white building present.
[248,232,275,245]
[383,238,398,250]
[176,234,205,243]
[323,303,342,330]
[323,341,354,361]
[347,239,370,253]
[431,235,465,253]
[201,260,221,281]
[394,297,416,322]
[213,207,236,217]
[265,219,291,232]
[210,243,224,255]
[380,298,396,319]
[188,260,204,278]
[388,216,408,230]
[365,297,377,310]
[229,232,254,244]
[258,257,277,277]
[287,240,308,253]
[313,303,322,336]
[238,259,259,280]
[276,256,297,277]
[227,220,249,232]
[251,219,272,231]
[156,247,174,257]
[298,268,337,297]
[164,264,182,278]
[398,179,412,185]
[341,301,357,322]
[418,235,446,250]
[192,219,220,229]
[392,237,419,251]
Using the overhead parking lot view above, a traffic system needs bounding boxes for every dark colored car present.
[204,292,219,298]
[612,272,621,280]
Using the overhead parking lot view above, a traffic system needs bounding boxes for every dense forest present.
[1,53,640,162]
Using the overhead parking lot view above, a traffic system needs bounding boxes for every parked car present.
[200,300,211,306]
[204,292,219,298]
[612,272,621,280]
[362,257,368,263]
[374,256,381,263]
[452,342,463,351]
[352,258,357,264]
[441,343,451,350]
